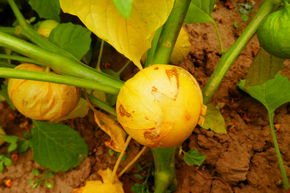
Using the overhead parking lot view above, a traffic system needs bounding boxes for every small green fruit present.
[257,3,290,58]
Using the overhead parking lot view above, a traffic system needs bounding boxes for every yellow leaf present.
[94,110,126,152]
[60,0,175,70]
[72,168,124,193]
[57,98,89,121]
[170,27,191,65]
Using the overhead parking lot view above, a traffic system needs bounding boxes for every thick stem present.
[152,0,191,64]
[202,0,276,104]
[268,112,289,190]
[87,94,117,116]
[151,148,176,193]
[0,67,119,94]
[0,31,124,89]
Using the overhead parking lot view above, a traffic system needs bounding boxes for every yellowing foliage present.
[59,0,175,70]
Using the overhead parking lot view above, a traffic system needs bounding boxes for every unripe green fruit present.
[257,3,290,58]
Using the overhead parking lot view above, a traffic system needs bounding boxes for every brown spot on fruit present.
[151,86,158,92]
[144,128,160,141]
[154,67,159,70]
[165,67,179,89]
[185,112,191,121]
[118,104,131,117]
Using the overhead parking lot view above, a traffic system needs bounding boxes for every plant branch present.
[152,0,191,64]
[202,0,277,104]
[0,67,119,94]
[0,54,42,66]
[268,111,289,190]
[0,31,124,90]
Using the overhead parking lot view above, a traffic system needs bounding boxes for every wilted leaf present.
[112,0,133,18]
[94,110,126,152]
[184,148,206,166]
[184,0,216,24]
[202,104,226,134]
[29,0,60,21]
[170,27,191,65]
[239,74,290,113]
[72,168,124,193]
[58,98,89,121]
[60,0,175,70]
[49,23,91,60]
[245,48,285,87]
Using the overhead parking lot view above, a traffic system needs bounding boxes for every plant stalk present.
[0,31,124,90]
[149,0,191,192]
[145,27,163,67]
[0,54,41,65]
[151,148,176,193]
[202,0,276,103]
[268,112,289,190]
[0,67,119,94]
[152,0,191,64]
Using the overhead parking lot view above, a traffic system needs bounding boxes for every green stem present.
[145,26,163,67]
[0,27,17,35]
[96,40,105,72]
[212,21,224,53]
[149,1,191,193]
[0,67,118,94]
[202,0,276,104]
[0,54,42,65]
[7,0,27,27]
[268,111,289,190]
[0,31,124,89]
[0,62,16,68]
[151,148,176,193]
[152,0,191,64]
[87,94,117,116]
[116,60,131,76]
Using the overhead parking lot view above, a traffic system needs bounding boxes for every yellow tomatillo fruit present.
[116,64,206,148]
[37,20,59,38]
[8,63,80,121]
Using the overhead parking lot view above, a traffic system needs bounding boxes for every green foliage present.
[184,0,216,23]
[238,2,254,22]
[131,183,150,193]
[245,49,284,87]
[183,148,206,166]
[0,84,15,110]
[49,23,91,60]
[202,104,226,134]
[31,121,88,172]
[239,74,290,113]
[29,0,60,21]
[112,0,133,18]
[0,155,12,172]
[29,170,54,189]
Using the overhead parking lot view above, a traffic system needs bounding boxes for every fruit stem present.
[0,54,41,66]
[0,67,119,94]
[268,111,289,190]
[152,0,191,64]
[0,31,124,90]
[202,0,277,104]
[151,148,176,193]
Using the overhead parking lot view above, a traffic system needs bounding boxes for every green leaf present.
[0,162,4,172]
[0,84,15,110]
[112,0,133,18]
[49,23,91,60]
[131,183,150,193]
[18,140,31,153]
[3,156,12,166]
[4,135,18,153]
[32,168,40,176]
[245,48,284,87]
[29,0,60,21]
[239,74,290,113]
[31,121,88,172]
[202,104,226,134]
[184,0,216,24]
[183,148,206,166]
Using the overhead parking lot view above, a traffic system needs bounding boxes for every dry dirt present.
[0,0,290,193]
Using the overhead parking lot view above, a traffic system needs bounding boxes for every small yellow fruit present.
[116,64,205,148]
[37,20,59,38]
[8,63,80,121]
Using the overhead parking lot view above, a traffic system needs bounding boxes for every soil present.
[0,0,290,193]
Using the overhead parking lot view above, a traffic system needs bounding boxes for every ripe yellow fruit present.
[8,63,80,121]
[116,64,205,148]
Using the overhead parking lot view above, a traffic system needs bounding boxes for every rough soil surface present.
[0,0,290,193]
